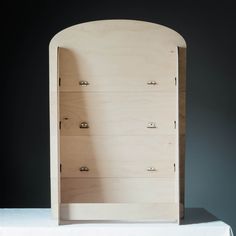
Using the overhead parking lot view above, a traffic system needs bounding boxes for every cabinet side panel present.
[49,46,60,222]
[178,47,186,220]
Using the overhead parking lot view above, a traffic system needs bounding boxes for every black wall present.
[2,0,236,231]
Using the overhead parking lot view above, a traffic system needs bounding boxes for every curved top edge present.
[50,19,186,48]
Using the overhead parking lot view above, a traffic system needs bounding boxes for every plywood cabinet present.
[49,20,186,224]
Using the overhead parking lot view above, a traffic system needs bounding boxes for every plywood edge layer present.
[60,203,178,221]
[178,46,186,221]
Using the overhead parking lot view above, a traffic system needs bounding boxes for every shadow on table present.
[181,208,218,225]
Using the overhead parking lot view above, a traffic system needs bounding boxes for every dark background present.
[1,0,236,231]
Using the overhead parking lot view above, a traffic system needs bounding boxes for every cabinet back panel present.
[61,135,176,178]
[60,92,177,136]
[59,44,177,92]
[61,178,175,203]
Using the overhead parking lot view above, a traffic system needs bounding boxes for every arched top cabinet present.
[49,20,186,224]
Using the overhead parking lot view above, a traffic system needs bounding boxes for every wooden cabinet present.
[49,20,186,224]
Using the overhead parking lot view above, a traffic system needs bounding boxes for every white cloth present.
[0,208,233,236]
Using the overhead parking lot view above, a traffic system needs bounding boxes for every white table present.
[0,208,233,236]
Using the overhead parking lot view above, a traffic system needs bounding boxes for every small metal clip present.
[80,166,89,172]
[147,81,157,85]
[147,122,157,128]
[80,122,89,129]
[79,80,89,86]
[147,167,157,171]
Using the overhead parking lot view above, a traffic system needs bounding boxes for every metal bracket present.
[147,81,157,85]
[147,122,157,128]
[79,80,90,86]
[80,122,89,129]
[80,166,89,172]
[147,167,157,171]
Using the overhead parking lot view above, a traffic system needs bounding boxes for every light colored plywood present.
[60,135,176,162]
[61,178,175,203]
[60,135,176,178]
[56,18,185,94]
[61,159,175,178]
[175,46,180,223]
[59,47,177,92]
[60,203,178,221]
[49,20,186,223]
[49,46,60,222]
[51,20,186,64]
[60,92,177,136]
